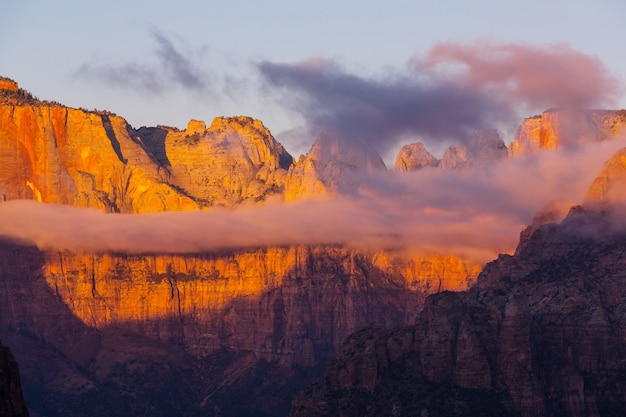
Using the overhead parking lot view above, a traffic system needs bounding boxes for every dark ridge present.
[134,126,171,166]
[100,114,127,164]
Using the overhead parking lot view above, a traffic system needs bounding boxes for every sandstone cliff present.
[0,239,480,417]
[0,90,293,212]
[509,109,626,155]
[288,149,626,417]
[0,342,29,417]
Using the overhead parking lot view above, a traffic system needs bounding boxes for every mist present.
[1,139,623,263]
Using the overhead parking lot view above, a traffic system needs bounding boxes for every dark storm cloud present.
[258,59,509,152]
[258,42,621,152]
[75,28,210,94]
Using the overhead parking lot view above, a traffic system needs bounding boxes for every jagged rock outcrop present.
[162,116,293,206]
[439,128,508,170]
[509,109,626,155]
[0,342,29,417]
[284,132,386,200]
[394,142,438,172]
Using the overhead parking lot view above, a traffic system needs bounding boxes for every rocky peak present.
[509,109,626,156]
[284,132,386,200]
[439,128,507,170]
[163,116,293,206]
[393,141,438,172]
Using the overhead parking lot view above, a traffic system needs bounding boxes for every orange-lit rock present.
[163,116,293,206]
[0,77,18,93]
[0,104,199,212]
[41,246,481,362]
[509,109,626,156]
[0,103,295,211]
[584,147,626,205]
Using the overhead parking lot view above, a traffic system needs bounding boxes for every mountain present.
[394,142,438,172]
[2,77,626,416]
[288,149,626,417]
[285,132,386,199]
[0,341,29,417]
[0,78,479,416]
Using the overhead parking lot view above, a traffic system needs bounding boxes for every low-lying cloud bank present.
[1,139,624,262]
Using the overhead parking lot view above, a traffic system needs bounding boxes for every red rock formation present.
[509,109,626,155]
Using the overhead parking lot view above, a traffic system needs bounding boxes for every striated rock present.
[0,238,481,417]
[284,132,386,200]
[0,341,29,417]
[393,142,438,172]
[509,109,626,156]
[0,104,199,212]
[38,247,480,362]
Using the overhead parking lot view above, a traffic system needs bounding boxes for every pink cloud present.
[417,41,622,110]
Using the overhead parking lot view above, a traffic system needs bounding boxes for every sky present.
[2,0,626,160]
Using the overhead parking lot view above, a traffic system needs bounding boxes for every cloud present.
[258,42,622,153]
[1,139,624,263]
[418,41,621,111]
[75,28,210,94]
[258,59,508,153]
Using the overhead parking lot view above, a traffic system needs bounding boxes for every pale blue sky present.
[2,0,625,158]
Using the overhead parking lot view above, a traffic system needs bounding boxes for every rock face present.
[509,109,626,155]
[163,116,293,206]
[439,128,508,170]
[0,239,480,417]
[0,80,486,416]
[32,247,480,362]
[0,342,29,417]
[0,99,292,212]
[394,142,438,172]
[585,147,626,205]
[289,209,626,417]
[284,132,386,200]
